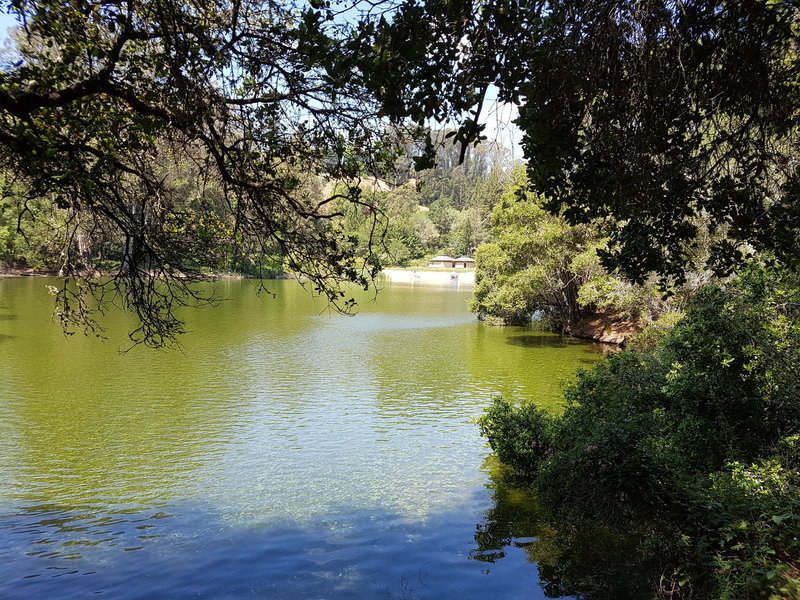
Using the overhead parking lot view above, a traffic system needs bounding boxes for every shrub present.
[677,456,800,600]
[627,311,684,351]
[478,397,556,477]
[479,265,800,599]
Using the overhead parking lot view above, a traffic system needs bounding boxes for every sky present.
[480,87,524,161]
[0,9,17,42]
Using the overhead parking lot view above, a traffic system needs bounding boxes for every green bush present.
[627,311,684,351]
[478,397,556,477]
[685,457,800,600]
[468,169,606,329]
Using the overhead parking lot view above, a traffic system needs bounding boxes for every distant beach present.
[380,268,475,287]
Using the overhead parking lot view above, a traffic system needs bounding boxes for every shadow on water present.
[1,498,560,600]
[580,341,621,363]
[506,334,620,359]
[0,297,14,339]
[576,342,621,365]
[470,457,659,600]
[505,334,583,349]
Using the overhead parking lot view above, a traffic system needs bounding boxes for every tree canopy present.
[0,0,402,345]
[379,0,800,283]
[469,167,605,328]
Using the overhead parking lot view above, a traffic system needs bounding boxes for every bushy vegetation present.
[478,265,800,599]
[467,170,710,333]
[0,167,284,278]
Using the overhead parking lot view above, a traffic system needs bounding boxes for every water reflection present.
[471,459,548,565]
[2,350,238,507]
[471,458,657,600]
[2,500,557,600]
[506,333,586,348]
[7,503,176,560]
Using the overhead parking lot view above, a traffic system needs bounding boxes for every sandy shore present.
[380,268,475,287]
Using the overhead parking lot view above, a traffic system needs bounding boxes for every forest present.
[1,1,798,598]
[0,129,518,275]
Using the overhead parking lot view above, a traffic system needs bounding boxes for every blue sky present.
[0,9,19,42]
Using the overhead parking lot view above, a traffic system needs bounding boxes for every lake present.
[0,277,605,599]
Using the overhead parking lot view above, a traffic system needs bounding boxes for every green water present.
[0,277,604,599]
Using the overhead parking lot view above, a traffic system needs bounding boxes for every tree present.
[469,167,606,329]
[0,0,401,346]
[416,132,508,210]
[374,0,800,282]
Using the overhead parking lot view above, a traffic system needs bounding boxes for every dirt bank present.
[569,310,643,345]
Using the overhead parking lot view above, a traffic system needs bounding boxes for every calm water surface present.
[0,278,604,599]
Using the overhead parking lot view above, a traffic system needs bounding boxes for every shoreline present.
[2,267,634,345]
[2,267,474,285]
[0,268,252,280]
[0,268,61,278]
[379,268,475,287]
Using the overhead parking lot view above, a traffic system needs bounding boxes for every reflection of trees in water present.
[470,458,546,565]
[470,457,660,600]
[532,529,660,600]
